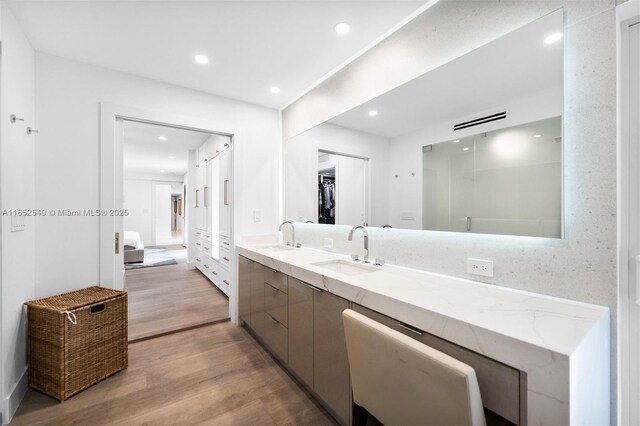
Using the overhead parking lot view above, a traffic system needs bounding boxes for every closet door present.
[205,161,212,234]
[219,149,231,239]
[209,156,221,259]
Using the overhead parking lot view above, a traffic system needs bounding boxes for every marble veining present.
[237,242,610,425]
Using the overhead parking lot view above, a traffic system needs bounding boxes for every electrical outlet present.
[467,258,494,277]
[324,238,334,249]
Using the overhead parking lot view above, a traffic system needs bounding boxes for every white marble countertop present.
[236,239,610,424]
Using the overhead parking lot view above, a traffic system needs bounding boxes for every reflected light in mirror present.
[544,33,562,44]
[453,139,460,143]
[490,129,533,161]
[368,110,378,117]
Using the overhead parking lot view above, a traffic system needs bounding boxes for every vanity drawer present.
[264,268,287,294]
[263,312,288,363]
[352,303,523,425]
[264,282,288,327]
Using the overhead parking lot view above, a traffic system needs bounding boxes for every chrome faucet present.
[278,221,300,247]
[348,225,369,263]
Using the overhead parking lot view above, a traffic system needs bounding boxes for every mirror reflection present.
[423,116,562,237]
[285,9,564,238]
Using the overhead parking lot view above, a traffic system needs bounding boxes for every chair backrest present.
[342,309,486,426]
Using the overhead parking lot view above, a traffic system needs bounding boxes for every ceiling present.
[328,9,563,139]
[123,120,212,177]
[7,0,426,109]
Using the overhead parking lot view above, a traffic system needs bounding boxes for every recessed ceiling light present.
[270,86,281,94]
[194,54,209,65]
[544,33,562,45]
[453,139,460,143]
[533,134,542,138]
[463,147,470,151]
[169,155,175,159]
[334,22,351,35]
[158,136,167,141]
[160,169,165,173]
[368,110,378,117]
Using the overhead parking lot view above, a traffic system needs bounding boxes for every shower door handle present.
[465,216,472,231]
[224,180,229,206]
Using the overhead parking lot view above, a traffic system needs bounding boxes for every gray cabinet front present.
[313,290,351,425]
[249,261,265,339]
[238,256,253,325]
[288,277,314,389]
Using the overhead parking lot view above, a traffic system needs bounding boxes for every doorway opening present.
[318,150,369,226]
[121,120,229,341]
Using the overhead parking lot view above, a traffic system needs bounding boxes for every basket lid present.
[25,286,126,312]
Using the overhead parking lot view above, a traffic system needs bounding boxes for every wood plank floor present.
[12,322,335,425]
[125,262,229,341]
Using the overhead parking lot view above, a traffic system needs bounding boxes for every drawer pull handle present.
[213,271,218,276]
[90,303,105,314]
[196,258,201,262]
[270,315,279,324]
[204,247,210,251]
[300,281,322,292]
[223,257,230,261]
[196,243,201,246]
[223,241,230,246]
[223,279,229,285]
[204,265,209,269]
[399,322,424,336]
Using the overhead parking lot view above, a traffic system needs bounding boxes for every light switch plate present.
[467,258,494,277]
[253,210,261,223]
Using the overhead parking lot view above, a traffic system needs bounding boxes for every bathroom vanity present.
[237,242,609,425]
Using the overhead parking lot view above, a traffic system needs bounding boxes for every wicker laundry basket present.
[25,286,128,401]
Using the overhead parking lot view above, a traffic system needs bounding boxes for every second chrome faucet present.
[348,225,369,263]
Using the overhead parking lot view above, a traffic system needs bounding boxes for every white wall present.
[154,184,172,245]
[0,2,34,422]
[285,122,389,226]
[123,178,183,246]
[282,1,619,420]
[35,53,280,300]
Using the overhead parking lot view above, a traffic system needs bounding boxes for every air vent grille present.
[454,111,507,131]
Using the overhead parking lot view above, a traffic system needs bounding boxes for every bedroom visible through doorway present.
[122,120,229,341]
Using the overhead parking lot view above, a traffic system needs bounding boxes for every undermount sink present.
[311,260,380,276]
[258,244,296,253]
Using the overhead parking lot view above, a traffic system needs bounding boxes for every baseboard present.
[2,367,28,425]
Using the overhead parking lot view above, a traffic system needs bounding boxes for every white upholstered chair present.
[342,309,486,426]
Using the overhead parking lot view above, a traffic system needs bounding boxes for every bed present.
[124,231,145,264]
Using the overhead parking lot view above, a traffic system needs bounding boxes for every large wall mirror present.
[285,9,564,238]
